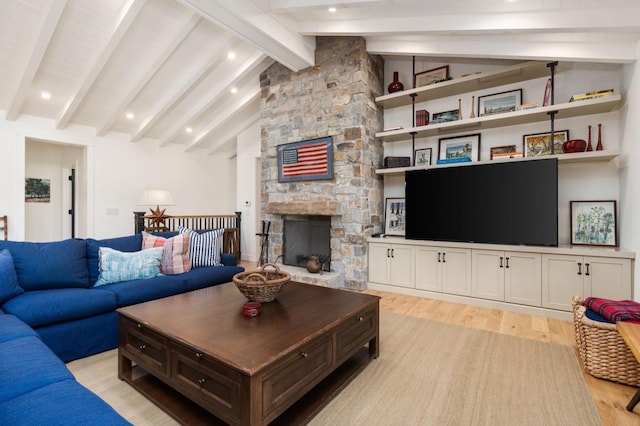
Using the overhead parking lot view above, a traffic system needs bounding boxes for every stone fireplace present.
[283,215,331,271]
[260,37,385,290]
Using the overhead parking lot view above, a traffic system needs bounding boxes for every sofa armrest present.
[220,253,238,267]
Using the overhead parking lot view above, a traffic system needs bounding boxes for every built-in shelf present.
[376,61,553,109]
[376,150,619,175]
[376,95,621,142]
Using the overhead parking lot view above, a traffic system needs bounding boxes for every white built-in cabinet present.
[368,238,634,315]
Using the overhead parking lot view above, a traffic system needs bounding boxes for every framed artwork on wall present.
[570,200,617,247]
[431,109,459,123]
[523,130,569,157]
[414,65,449,88]
[490,144,518,159]
[278,137,333,182]
[478,89,522,117]
[438,133,481,163]
[384,198,406,236]
[414,148,432,167]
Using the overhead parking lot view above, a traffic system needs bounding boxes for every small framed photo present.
[432,109,459,123]
[478,89,523,117]
[490,144,518,160]
[438,133,481,162]
[523,130,569,157]
[570,200,617,246]
[384,198,406,236]
[414,148,432,167]
[414,65,449,88]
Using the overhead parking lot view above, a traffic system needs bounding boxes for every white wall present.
[0,112,236,240]
[236,121,261,263]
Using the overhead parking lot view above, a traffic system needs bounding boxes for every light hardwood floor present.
[364,288,640,426]
[238,262,638,424]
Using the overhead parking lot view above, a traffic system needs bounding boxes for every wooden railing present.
[134,211,241,259]
[1,215,7,240]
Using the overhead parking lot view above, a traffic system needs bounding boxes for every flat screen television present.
[405,158,558,247]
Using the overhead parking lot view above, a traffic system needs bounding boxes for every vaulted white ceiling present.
[1,0,638,154]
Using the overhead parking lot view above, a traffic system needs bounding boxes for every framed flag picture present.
[278,137,333,182]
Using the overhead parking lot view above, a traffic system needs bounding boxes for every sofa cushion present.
[0,249,23,303]
[0,379,131,425]
[179,227,224,268]
[97,274,186,307]
[142,231,191,274]
[0,239,89,290]
[0,314,38,344]
[2,289,117,328]
[0,335,74,402]
[183,265,245,291]
[95,246,163,286]
[86,234,143,285]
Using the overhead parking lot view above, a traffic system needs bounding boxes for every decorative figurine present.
[470,96,475,118]
[586,125,593,151]
[388,71,404,93]
[596,123,603,151]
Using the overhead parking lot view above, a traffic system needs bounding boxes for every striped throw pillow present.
[142,231,191,275]
[179,227,224,268]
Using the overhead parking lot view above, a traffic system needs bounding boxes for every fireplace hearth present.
[283,215,331,272]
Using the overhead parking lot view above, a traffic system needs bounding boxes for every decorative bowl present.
[233,263,290,303]
[562,139,587,153]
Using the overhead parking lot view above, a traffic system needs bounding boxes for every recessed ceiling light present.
[40,91,51,100]
[186,127,192,133]
[227,51,236,60]
[230,87,238,94]
[328,7,337,13]
[126,112,134,119]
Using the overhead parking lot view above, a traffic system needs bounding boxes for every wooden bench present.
[134,212,241,260]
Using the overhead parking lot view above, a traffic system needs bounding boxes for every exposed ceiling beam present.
[56,0,145,129]
[130,34,234,142]
[96,10,201,136]
[207,109,260,155]
[268,0,385,12]
[178,0,315,71]
[5,0,67,121]
[184,85,260,152]
[158,52,270,147]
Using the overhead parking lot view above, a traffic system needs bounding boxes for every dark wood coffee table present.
[117,281,379,425]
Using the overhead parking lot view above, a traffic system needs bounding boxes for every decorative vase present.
[388,71,404,93]
[596,123,603,151]
[586,125,593,151]
[305,256,321,273]
[562,139,587,153]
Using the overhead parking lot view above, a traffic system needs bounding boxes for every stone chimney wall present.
[260,37,385,290]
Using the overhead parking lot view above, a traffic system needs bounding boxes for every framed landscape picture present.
[570,200,617,246]
[490,144,518,160]
[438,133,481,162]
[523,130,569,157]
[414,65,449,88]
[478,89,522,117]
[432,109,459,123]
[414,148,432,167]
[384,198,406,236]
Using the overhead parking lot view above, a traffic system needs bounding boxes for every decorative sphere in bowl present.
[562,139,587,153]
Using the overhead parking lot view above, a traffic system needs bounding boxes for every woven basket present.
[233,263,290,303]
[572,296,640,386]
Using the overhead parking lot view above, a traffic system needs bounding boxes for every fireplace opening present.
[283,215,331,272]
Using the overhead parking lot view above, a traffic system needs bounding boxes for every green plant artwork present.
[571,201,616,246]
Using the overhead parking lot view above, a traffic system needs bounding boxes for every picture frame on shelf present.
[431,109,459,123]
[570,200,617,247]
[523,130,569,157]
[490,144,518,160]
[414,148,432,167]
[414,65,449,88]
[384,198,406,236]
[438,133,481,163]
[477,89,523,117]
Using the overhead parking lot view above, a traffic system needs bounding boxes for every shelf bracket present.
[546,61,558,106]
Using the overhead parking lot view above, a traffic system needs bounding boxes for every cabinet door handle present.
[195,352,203,360]
[357,316,364,321]
[442,252,446,263]
[585,263,590,276]
[505,257,510,268]
[301,352,308,358]
[577,262,582,275]
[499,256,504,268]
[138,344,146,352]
[437,252,441,262]
[197,377,206,386]
[391,248,394,258]
[387,248,390,258]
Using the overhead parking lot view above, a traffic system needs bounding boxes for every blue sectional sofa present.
[0,233,244,423]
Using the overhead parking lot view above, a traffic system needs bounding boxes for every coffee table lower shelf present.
[120,347,373,425]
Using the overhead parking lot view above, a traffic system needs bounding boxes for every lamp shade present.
[138,189,175,206]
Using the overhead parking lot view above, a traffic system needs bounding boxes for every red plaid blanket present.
[584,297,640,323]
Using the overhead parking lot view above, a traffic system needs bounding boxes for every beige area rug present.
[68,312,600,426]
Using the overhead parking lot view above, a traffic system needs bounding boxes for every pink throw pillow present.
[142,231,191,274]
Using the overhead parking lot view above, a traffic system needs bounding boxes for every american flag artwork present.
[278,137,333,182]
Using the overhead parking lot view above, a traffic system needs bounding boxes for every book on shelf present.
[516,102,539,111]
[436,157,472,165]
[569,89,614,102]
[415,109,429,126]
[492,151,523,160]
[383,125,403,131]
